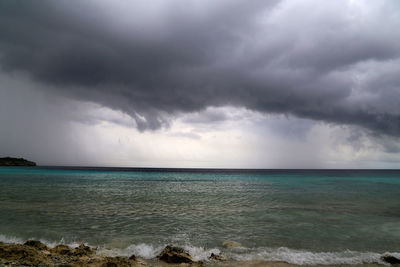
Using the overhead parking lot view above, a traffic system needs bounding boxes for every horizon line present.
[24,165,400,171]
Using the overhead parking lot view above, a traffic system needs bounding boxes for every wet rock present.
[194,260,205,266]
[102,256,135,267]
[0,243,51,265]
[209,252,226,261]
[381,253,400,264]
[222,240,242,248]
[51,244,73,255]
[73,244,93,256]
[24,240,48,251]
[158,245,193,263]
[1,241,141,267]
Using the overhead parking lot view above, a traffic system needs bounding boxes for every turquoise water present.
[0,167,399,264]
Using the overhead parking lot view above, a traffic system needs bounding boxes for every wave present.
[0,234,82,251]
[96,243,221,262]
[226,247,391,265]
[1,234,398,265]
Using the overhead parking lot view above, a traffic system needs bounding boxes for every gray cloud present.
[1,0,400,134]
[182,108,228,124]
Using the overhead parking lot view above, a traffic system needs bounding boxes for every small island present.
[0,157,36,166]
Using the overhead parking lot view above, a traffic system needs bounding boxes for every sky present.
[1,0,400,168]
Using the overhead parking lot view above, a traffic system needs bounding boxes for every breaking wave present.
[1,234,398,265]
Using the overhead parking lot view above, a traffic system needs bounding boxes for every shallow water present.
[0,167,399,264]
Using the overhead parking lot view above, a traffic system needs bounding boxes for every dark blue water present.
[0,167,399,264]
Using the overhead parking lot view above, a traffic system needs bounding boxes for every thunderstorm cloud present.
[1,0,400,134]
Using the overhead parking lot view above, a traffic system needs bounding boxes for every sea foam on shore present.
[1,234,398,266]
[98,245,390,265]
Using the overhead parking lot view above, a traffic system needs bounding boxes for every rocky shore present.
[0,241,236,267]
[0,240,399,267]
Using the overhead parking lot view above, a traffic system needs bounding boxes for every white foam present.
[0,234,397,265]
[228,247,387,265]
[98,243,165,259]
[183,245,220,262]
[97,244,389,265]
[97,243,220,261]
[0,234,24,244]
[0,234,83,249]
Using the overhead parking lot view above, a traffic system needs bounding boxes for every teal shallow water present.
[0,167,399,264]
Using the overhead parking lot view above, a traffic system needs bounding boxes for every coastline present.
[0,157,36,166]
[0,240,395,267]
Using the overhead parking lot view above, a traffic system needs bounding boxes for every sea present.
[0,167,399,265]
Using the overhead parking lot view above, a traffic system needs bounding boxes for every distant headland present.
[0,157,36,166]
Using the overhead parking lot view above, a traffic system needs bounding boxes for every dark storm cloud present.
[1,0,400,134]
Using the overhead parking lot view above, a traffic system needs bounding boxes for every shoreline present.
[0,240,397,267]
